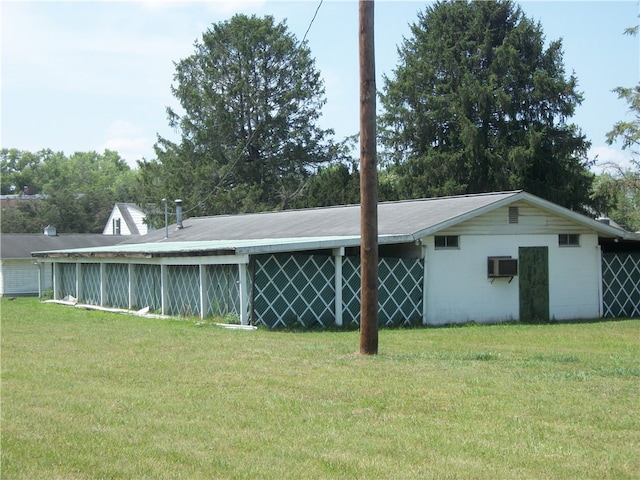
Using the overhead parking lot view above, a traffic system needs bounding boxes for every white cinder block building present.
[32,191,640,326]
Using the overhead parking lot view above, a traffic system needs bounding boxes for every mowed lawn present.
[1,298,638,479]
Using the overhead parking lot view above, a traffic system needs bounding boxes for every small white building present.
[1,227,125,296]
[33,191,640,325]
[103,203,149,236]
[1,200,148,296]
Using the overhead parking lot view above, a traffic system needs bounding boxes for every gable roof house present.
[103,203,150,236]
[32,191,640,326]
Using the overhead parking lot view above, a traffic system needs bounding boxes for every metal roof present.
[31,235,414,258]
[31,191,636,259]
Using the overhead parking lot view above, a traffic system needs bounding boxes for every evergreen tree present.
[380,0,594,212]
[139,14,338,219]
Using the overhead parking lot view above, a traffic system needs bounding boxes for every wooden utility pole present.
[359,0,378,355]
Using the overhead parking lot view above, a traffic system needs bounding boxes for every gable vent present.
[508,206,519,224]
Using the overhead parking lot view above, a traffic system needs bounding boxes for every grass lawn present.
[1,297,639,479]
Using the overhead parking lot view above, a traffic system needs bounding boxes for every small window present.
[113,218,121,236]
[435,235,459,249]
[558,234,579,247]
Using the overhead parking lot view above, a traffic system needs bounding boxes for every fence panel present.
[602,252,640,317]
[166,265,200,317]
[132,264,161,312]
[79,263,101,306]
[205,264,240,319]
[58,263,77,300]
[343,256,423,327]
[253,254,335,328]
[105,264,129,309]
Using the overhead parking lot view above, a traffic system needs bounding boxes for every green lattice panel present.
[602,253,640,317]
[167,265,200,317]
[254,254,335,328]
[342,257,362,327]
[342,256,423,327]
[132,264,161,312]
[80,263,101,306]
[205,264,240,318]
[59,263,77,299]
[378,257,423,326]
[105,264,129,309]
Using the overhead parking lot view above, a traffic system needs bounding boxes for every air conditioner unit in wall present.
[488,256,518,278]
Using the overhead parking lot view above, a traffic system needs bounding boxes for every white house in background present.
[103,203,149,236]
[32,191,640,326]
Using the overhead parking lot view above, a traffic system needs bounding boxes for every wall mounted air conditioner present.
[488,256,518,279]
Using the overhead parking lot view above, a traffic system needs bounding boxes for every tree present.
[139,14,338,220]
[1,149,138,233]
[291,163,360,208]
[592,20,640,232]
[379,0,595,212]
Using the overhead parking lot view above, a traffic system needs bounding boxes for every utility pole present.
[359,0,378,355]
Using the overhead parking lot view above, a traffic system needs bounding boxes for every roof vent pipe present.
[175,199,184,229]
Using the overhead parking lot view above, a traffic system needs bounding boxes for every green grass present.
[2,298,639,479]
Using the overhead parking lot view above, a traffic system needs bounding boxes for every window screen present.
[558,234,579,246]
[435,235,459,249]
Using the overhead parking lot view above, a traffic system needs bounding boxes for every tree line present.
[1,149,137,233]
[2,0,638,234]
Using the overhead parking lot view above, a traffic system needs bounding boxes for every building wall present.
[128,208,149,235]
[0,259,53,296]
[422,205,602,325]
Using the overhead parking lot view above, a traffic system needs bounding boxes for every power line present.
[301,0,324,44]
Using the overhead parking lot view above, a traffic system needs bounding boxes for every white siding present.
[102,205,148,236]
[445,202,594,236]
[103,209,118,235]
[1,260,39,296]
[129,208,148,235]
[422,204,603,325]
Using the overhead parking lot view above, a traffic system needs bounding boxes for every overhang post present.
[100,263,106,307]
[333,248,345,327]
[199,264,207,320]
[128,264,133,310]
[37,261,45,299]
[422,243,428,325]
[161,264,168,315]
[53,262,59,300]
[76,262,81,302]
[238,262,249,325]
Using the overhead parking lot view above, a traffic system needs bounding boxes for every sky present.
[1,0,639,172]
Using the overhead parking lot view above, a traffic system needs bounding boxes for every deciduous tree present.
[1,149,137,233]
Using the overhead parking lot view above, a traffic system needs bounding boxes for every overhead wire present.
[302,0,324,44]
